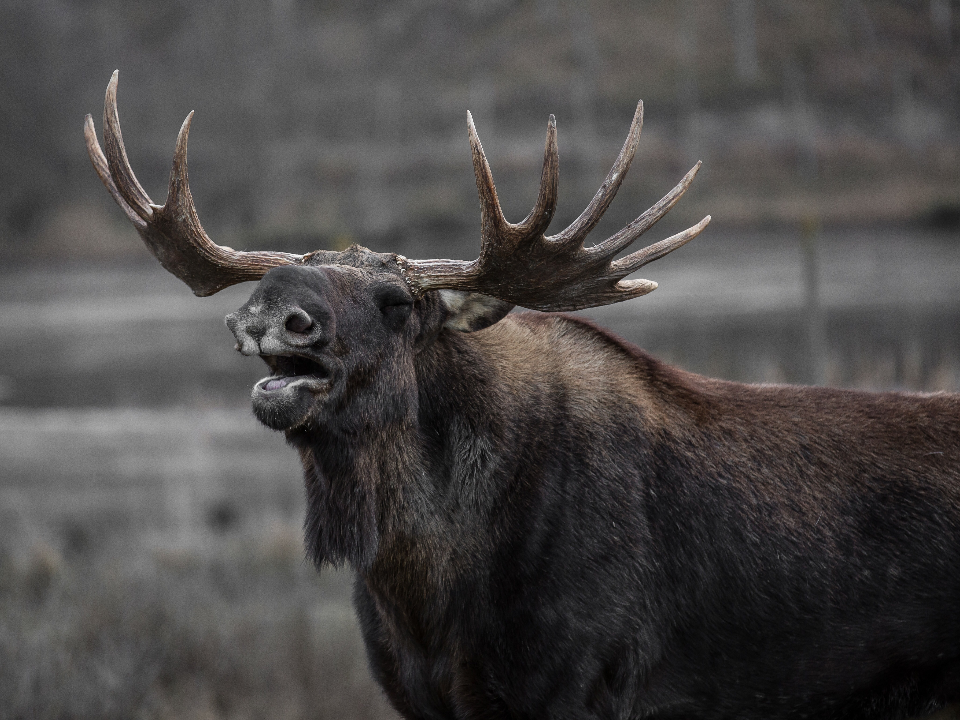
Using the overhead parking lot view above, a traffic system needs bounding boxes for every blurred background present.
[1,0,959,717]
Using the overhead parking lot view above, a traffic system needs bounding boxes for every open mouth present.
[256,354,332,393]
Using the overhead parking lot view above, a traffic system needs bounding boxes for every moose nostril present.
[285,312,313,334]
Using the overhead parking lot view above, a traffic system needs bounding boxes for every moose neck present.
[287,325,511,578]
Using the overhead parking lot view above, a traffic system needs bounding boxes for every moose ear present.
[439,290,514,332]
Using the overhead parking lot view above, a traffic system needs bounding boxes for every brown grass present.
[0,523,397,720]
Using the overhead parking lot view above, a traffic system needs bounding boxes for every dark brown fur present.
[226,262,960,720]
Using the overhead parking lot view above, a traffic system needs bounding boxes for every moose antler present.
[84,71,304,296]
[401,103,710,311]
[86,73,708,310]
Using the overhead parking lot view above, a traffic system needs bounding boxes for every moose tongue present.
[265,378,288,391]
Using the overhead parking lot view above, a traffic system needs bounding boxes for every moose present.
[86,72,960,719]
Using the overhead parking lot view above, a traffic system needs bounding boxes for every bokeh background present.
[2,1,959,718]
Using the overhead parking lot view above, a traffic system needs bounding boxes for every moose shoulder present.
[86,72,960,719]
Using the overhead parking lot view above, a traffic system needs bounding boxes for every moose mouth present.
[250,352,337,431]
[255,354,333,395]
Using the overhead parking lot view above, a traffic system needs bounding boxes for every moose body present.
[255,283,960,719]
[86,72,960,719]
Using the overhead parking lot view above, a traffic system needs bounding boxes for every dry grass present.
[0,522,397,720]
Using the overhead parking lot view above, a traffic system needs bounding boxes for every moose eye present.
[376,286,414,330]
[380,301,413,330]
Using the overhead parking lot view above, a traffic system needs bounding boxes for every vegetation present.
[0,523,396,719]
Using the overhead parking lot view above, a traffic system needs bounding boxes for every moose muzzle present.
[224,268,340,430]
[226,303,325,357]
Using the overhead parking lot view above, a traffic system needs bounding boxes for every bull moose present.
[85,72,960,719]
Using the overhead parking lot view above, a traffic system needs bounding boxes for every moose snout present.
[226,303,328,356]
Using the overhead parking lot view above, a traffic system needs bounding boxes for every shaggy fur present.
[227,260,960,720]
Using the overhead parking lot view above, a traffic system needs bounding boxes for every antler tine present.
[84,114,146,230]
[610,215,712,278]
[160,109,227,269]
[102,71,154,222]
[587,160,702,261]
[167,111,196,211]
[467,111,509,242]
[514,115,559,238]
[86,71,304,296]
[550,101,643,247]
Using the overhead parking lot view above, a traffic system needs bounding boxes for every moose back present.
[86,73,960,719]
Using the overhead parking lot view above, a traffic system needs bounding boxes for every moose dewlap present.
[87,72,960,720]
